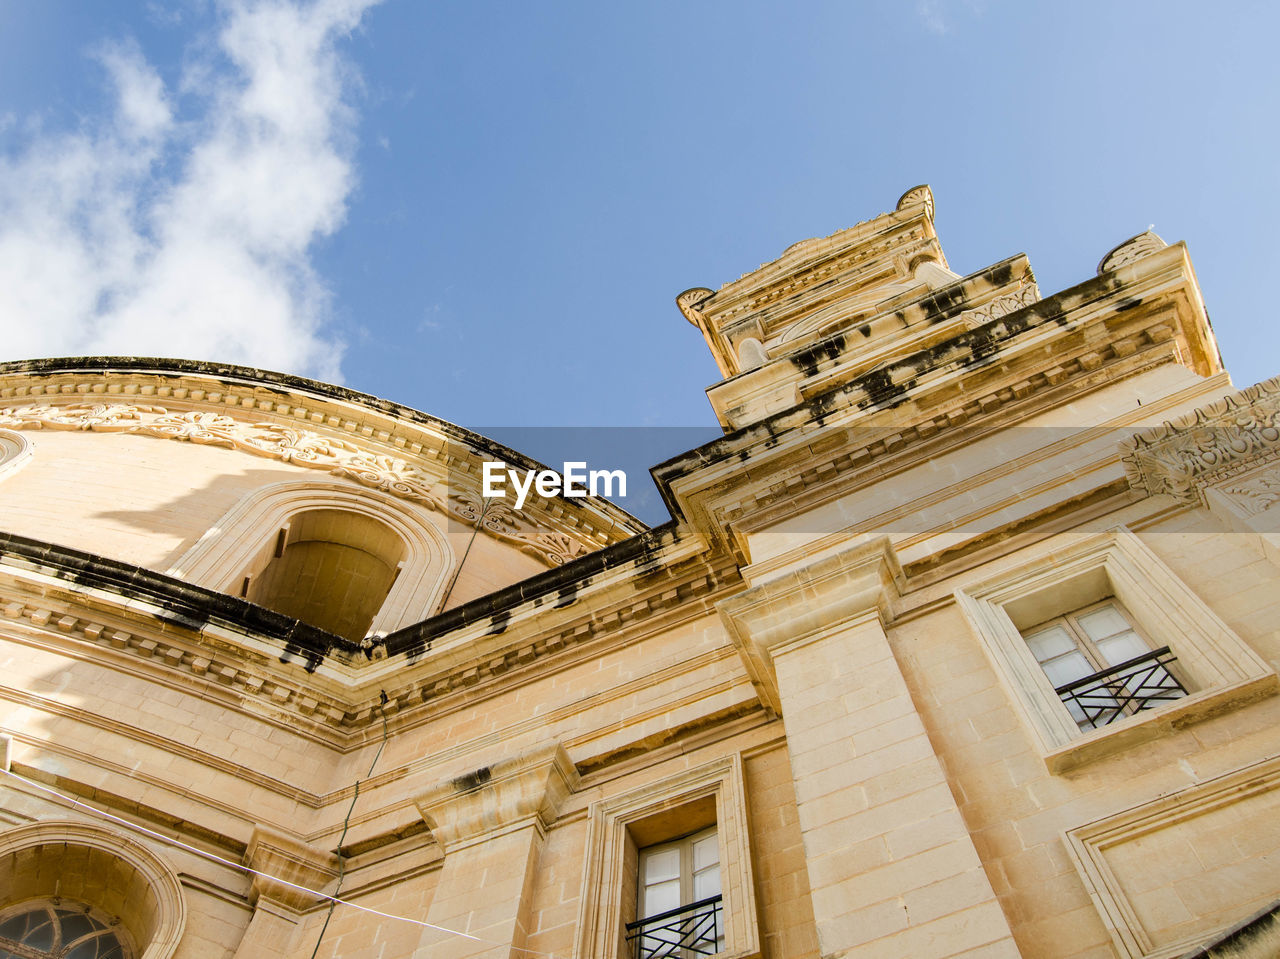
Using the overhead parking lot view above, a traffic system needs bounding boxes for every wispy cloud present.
[0,0,379,382]
[915,0,986,35]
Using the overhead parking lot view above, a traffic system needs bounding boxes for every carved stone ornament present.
[960,283,1041,330]
[1221,472,1280,515]
[0,402,592,566]
[677,287,714,326]
[896,184,935,222]
[1121,376,1280,503]
[1097,231,1168,275]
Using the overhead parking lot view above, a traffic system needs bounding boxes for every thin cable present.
[0,766,567,959]
[307,691,391,959]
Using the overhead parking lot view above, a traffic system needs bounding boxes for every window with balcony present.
[1022,599,1187,730]
[628,827,723,959]
[574,756,759,959]
[956,527,1277,772]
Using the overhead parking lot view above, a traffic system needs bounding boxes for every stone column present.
[235,827,338,957]
[411,742,578,959]
[720,539,1019,959]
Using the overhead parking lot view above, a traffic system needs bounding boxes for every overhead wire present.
[307,689,391,959]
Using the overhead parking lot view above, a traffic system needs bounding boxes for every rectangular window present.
[574,756,760,959]
[1022,599,1187,729]
[955,527,1277,772]
[631,827,724,958]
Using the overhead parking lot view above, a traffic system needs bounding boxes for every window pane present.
[1039,649,1094,688]
[1076,604,1131,643]
[641,846,680,884]
[0,914,30,940]
[1024,625,1077,663]
[642,877,681,917]
[16,914,54,951]
[693,864,721,900]
[59,909,103,944]
[1095,631,1148,667]
[692,834,719,872]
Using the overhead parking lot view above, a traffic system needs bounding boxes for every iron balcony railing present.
[625,895,723,959]
[1054,646,1188,730]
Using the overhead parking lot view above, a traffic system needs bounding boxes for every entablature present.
[0,521,745,743]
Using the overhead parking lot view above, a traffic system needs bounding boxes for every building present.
[1,186,1278,959]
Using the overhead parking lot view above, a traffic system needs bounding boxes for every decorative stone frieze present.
[959,282,1041,329]
[1122,375,1280,503]
[1221,472,1280,514]
[0,401,593,566]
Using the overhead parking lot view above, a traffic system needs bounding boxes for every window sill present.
[1044,672,1279,774]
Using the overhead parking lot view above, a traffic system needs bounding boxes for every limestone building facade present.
[1,186,1279,958]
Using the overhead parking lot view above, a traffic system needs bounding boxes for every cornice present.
[678,197,942,378]
[0,530,352,666]
[702,190,938,314]
[0,527,744,737]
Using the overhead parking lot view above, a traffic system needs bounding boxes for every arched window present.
[0,822,185,959]
[243,508,407,641]
[168,482,455,637]
[0,900,134,959]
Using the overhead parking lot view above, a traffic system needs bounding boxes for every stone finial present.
[1097,231,1168,275]
[896,184,935,221]
[677,287,714,327]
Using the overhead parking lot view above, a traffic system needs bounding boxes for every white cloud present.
[916,0,950,34]
[0,0,379,383]
[915,0,986,35]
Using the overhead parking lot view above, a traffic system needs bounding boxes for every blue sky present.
[1,1,1277,517]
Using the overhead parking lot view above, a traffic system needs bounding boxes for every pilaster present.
[720,539,1019,958]
[411,742,578,959]
[234,827,338,957]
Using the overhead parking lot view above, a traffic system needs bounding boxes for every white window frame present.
[575,755,759,959]
[956,527,1277,773]
[635,826,724,959]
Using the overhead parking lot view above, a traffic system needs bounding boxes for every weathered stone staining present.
[1,187,1279,959]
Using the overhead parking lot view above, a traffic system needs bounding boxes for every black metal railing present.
[1055,646,1187,730]
[625,895,723,959]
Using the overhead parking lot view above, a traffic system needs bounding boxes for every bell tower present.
[678,185,1220,434]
